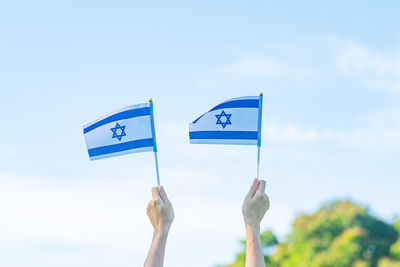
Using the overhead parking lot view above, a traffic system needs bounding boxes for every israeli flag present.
[83,102,157,160]
[189,95,263,145]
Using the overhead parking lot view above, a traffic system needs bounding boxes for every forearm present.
[245,224,265,267]
[144,230,169,267]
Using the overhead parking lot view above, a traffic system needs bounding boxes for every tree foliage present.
[224,201,400,267]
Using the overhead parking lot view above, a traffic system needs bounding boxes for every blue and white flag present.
[189,95,263,145]
[83,102,157,160]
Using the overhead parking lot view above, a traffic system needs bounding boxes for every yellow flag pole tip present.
[259,92,263,96]
[149,99,153,103]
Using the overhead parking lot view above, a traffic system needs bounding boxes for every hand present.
[242,179,270,229]
[144,186,174,267]
[146,186,174,234]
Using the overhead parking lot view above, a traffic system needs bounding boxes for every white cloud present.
[335,40,400,92]
[215,37,400,92]
[264,109,400,150]
[0,173,150,249]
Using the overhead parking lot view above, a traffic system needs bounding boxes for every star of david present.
[215,110,232,129]
[110,122,126,141]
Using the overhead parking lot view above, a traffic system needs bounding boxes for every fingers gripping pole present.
[154,151,160,186]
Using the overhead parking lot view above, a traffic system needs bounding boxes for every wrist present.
[245,222,260,233]
[153,230,168,245]
[153,225,171,237]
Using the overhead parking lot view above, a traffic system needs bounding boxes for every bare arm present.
[242,179,270,267]
[144,186,174,267]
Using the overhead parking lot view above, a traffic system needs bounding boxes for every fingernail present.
[253,179,258,185]
[160,186,165,192]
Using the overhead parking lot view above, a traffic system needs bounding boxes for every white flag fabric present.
[83,103,157,160]
[189,95,263,145]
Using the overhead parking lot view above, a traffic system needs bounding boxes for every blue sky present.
[1,1,400,266]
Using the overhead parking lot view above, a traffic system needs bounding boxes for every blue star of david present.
[215,110,232,129]
[110,122,126,141]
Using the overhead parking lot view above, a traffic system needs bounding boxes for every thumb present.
[246,179,259,200]
[151,187,162,202]
[158,186,170,206]
[255,180,266,196]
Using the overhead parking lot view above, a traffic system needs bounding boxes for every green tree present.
[390,220,400,261]
[224,201,400,267]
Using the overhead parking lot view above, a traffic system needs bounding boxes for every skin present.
[242,179,270,267]
[144,186,174,267]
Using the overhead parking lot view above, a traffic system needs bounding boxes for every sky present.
[0,1,400,266]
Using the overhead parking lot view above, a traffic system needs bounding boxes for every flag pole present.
[154,150,160,186]
[149,99,160,186]
[257,145,261,178]
[257,92,263,179]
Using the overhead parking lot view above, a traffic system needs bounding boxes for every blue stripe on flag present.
[84,107,151,134]
[210,99,259,111]
[193,99,259,124]
[189,131,258,140]
[88,138,154,157]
